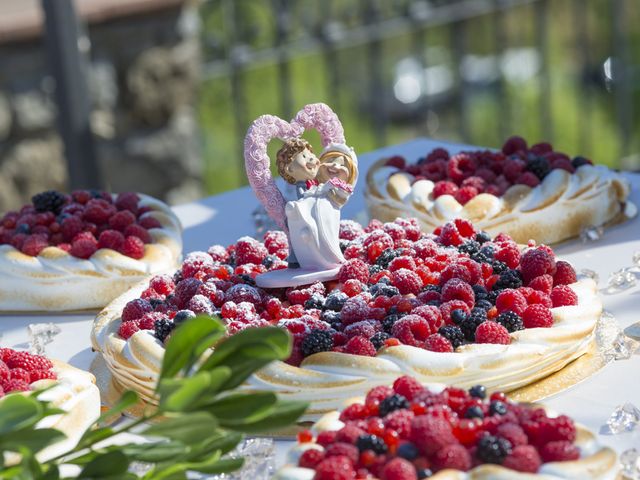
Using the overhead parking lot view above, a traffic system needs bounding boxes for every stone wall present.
[0,3,203,212]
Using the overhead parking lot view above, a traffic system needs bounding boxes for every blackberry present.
[421,284,441,293]
[475,231,492,244]
[378,393,409,417]
[496,311,524,333]
[476,435,512,464]
[418,469,433,479]
[494,270,523,290]
[464,405,484,419]
[472,285,488,300]
[324,291,348,311]
[300,329,334,357]
[459,314,485,342]
[32,190,66,214]
[339,239,351,252]
[370,332,390,350]
[369,264,383,276]
[491,260,508,275]
[450,309,468,325]
[397,442,419,460]
[304,294,325,310]
[261,255,277,268]
[16,224,30,234]
[320,310,342,329]
[154,318,175,342]
[172,271,185,284]
[487,290,500,304]
[526,157,551,180]
[173,309,196,325]
[489,400,508,416]
[356,434,387,454]
[376,248,400,269]
[236,274,255,286]
[475,299,493,311]
[149,298,163,309]
[438,325,464,349]
[572,156,590,169]
[469,307,488,323]
[382,314,404,334]
[469,385,487,399]
[371,283,400,298]
[377,276,391,285]
[472,245,495,264]
[458,240,480,256]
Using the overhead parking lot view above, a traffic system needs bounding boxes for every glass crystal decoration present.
[28,323,61,355]
[578,268,599,284]
[607,403,640,434]
[607,268,637,292]
[609,332,639,360]
[580,225,604,242]
[211,438,275,480]
[621,448,640,480]
[633,250,640,268]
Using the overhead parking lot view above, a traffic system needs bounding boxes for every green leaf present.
[179,430,242,463]
[120,441,188,463]
[190,457,244,475]
[0,394,43,435]
[76,426,116,451]
[159,316,225,380]
[142,412,218,444]
[79,450,130,478]
[94,390,139,426]
[0,427,65,454]
[205,392,277,426]
[224,400,308,433]
[159,368,231,412]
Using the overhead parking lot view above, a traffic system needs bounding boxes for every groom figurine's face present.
[286,148,320,182]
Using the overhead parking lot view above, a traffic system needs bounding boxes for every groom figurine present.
[276,138,320,268]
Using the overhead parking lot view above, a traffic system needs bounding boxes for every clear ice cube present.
[607,403,640,434]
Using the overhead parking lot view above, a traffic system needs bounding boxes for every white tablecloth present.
[2,138,639,466]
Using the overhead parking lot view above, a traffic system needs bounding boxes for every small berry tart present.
[0,348,101,462]
[365,137,634,244]
[91,218,602,420]
[0,190,182,311]
[275,377,617,479]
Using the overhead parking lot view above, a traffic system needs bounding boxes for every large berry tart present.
[365,136,633,244]
[0,348,101,462]
[275,377,617,479]
[0,190,182,311]
[92,217,601,420]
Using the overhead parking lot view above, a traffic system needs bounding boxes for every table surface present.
[2,138,640,467]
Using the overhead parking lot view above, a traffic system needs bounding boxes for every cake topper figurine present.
[244,103,357,287]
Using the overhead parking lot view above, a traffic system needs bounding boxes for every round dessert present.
[0,190,182,311]
[275,377,617,479]
[91,218,602,420]
[365,137,633,244]
[0,348,101,462]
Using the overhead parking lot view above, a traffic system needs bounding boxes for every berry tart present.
[365,137,633,244]
[91,218,602,420]
[0,190,182,311]
[275,377,617,479]
[0,348,100,462]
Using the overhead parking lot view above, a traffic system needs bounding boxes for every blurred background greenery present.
[198,0,640,195]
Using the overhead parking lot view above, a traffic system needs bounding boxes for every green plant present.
[0,316,307,479]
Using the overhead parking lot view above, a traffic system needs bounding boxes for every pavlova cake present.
[365,137,633,244]
[275,377,617,479]
[92,217,602,420]
[0,348,101,461]
[0,190,182,311]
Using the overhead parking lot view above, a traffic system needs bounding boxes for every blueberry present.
[397,442,419,460]
[469,385,487,399]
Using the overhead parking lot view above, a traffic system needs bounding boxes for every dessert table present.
[2,138,640,470]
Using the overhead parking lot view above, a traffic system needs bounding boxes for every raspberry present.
[520,249,556,283]
[21,234,49,256]
[528,274,554,294]
[314,455,356,480]
[494,243,520,269]
[338,258,370,284]
[503,158,527,182]
[503,445,542,473]
[298,448,324,468]
[2,379,30,393]
[83,198,116,224]
[461,176,486,192]
[383,409,414,438]
[344,321,379,339]
[235,236,268,265]
[60,216,84,242]
[387,155,406,169]
[432,444,472,472]
[340,296,374,325]
[454,186,479,205]
[122,299,153,323]
[338,220,365,241]
[10,367,31,383]
[496,423,528,447]
[380,458,417,480]
[150,274,175,296]
[550,285,578,307]
[439,300,470,325]
[108,210,136,231]
[118,319,140,339]
[552,261,577,286]
[121,235,145,259]
[424,334,453,352]
[439,263,472,286]
[515,171,540,188]
[325,442,359,464]
[411,305,444,331]
[124,224,152,244]
[5,351,53,372]
[70,236,98,259]
[30,369,57,382]
[339,403,368,422]
[207,245,230,263]
[522,304,553,328]
[495,289,527,316]
[392,315,433,347]
[366,385,395,405]
[388,256,416,273]
[441,279,475,308]
[336,425,366,444]
[115,192,140,213]
[410,416,459,456]
[433,180,459,198]
[539,415,576,443]
[539,441,580,463]
[186,294,215,315]
[96,229,124,251]
[502,136,527,155]
[139,216,162,229]
[317,431,338,447]
[448,153,477,183]
[393,376,424,401]
[475,321,510,344]
[391,269,422,295]
[525,290,552,308]
[0,362,8,382]
[344,336,377,356]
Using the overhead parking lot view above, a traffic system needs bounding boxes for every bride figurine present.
[243,104,357,288]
